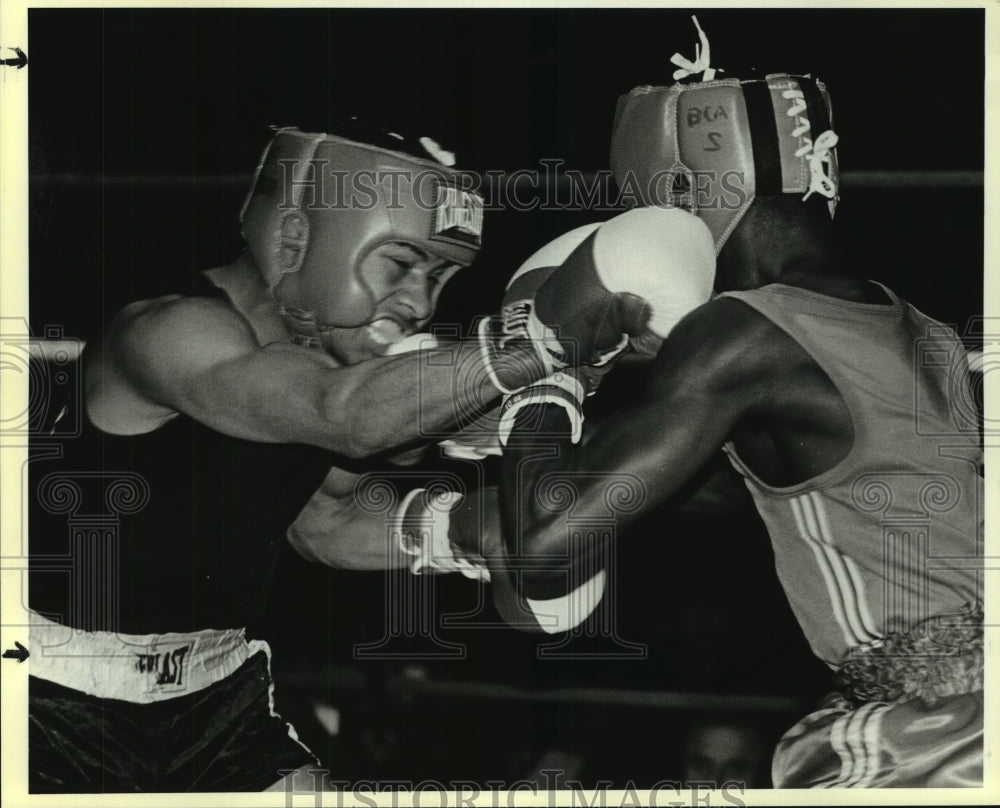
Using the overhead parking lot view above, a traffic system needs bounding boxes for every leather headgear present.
[610,73,839,253]
[240,128,484,343]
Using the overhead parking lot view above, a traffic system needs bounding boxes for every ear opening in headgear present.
[277,210,309,274]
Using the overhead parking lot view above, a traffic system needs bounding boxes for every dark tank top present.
[29,274,334,634]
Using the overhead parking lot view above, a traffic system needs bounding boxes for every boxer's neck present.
[716,198,847,293]
[203,255,292,345]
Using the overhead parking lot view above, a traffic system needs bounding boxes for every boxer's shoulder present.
[87,294,268,430]
[647,296,808,408]
[107,293,264,375]
[116,292,252,340]
[660,295,788,368]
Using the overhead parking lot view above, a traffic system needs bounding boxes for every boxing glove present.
[445,486,609,635]
[477,224,601,445]
[438,404,504,460]
[478,223,603,394]
[497,371,585,447]
[532,206,716,368]
[384,334,504,461]
[392,487,491,581]
[480,208,714,394]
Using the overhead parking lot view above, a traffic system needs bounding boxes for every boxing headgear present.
[610,73,839,253]
[240,128,484,345]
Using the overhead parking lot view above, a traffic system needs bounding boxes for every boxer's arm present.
[288,467,499,572]
[672,454,754,516]
[501,299,773,562]
[90,295,502,455]
[287,467,410,569]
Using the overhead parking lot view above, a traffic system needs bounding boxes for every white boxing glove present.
[530,206,716,364]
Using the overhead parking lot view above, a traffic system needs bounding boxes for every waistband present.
[835,608,983,706]
[28,611,256,704]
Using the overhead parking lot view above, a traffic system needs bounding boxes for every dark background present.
[27,6,984,789]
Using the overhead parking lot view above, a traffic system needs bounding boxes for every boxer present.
[27,125,552,793]
[498,64,983,788]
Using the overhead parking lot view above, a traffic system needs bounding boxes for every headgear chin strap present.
[240,128,484,347]
[610,72,839,254]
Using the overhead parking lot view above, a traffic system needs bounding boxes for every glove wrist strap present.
[477,306,567,395]
[498,373,585,447]
[392,489,490,581]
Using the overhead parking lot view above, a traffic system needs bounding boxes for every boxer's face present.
[324,242,460,364]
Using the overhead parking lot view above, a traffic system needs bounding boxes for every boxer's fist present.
[480,210,714,394]
[393,488,490,580]
[479,224,602,393]
[533,207,716,367]
[447,485,501,564]
[448,486,608,635]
